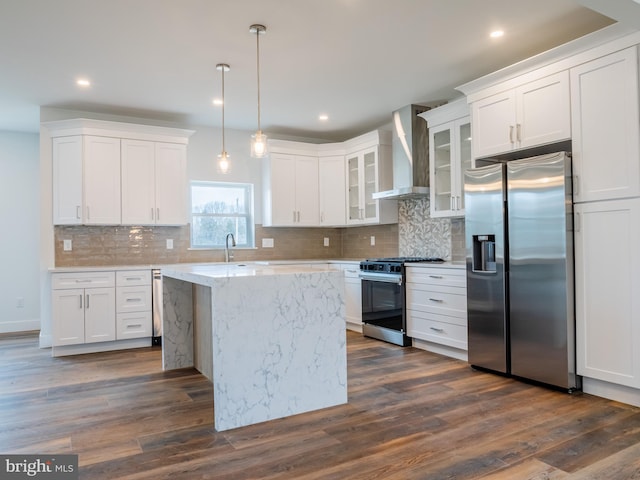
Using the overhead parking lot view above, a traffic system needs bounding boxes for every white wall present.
[0,131,40,333]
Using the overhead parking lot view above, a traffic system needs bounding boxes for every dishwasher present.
[152,269,163,346]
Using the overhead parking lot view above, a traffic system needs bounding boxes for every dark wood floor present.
[2,332,640,479]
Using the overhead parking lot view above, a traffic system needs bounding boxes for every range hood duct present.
[373,104,431,200]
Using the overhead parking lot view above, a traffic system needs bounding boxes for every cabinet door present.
[575,199,640,387]
[121,139,155,225]
[294,155,319,226]
[430,123,454,216]
[155,142,188,225]
[84,287,116,343]
[83,136,121,224]
[52,288,85,346]
[346,154,362,223]
[52,136,83,225]
[344,272,362,328]
[454,119,472,214]
[361,148,379,223]
[319,155,346,226]
[516,71,571,149]
[471,90,516,158]
[268,153,297,225]
[571,47,640,203]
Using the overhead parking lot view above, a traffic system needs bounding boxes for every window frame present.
[189,180,255,249]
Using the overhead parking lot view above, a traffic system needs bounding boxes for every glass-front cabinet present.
[347,146,379,224]
[421,98,471,218]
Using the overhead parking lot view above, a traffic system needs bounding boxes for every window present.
[190,181,254,248]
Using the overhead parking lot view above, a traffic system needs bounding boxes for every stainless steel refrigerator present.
[464,151,580,391]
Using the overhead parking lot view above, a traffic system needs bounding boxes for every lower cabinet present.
[406,266,467,355]
[52,269,152,354]
[574,199,640,388]
[342,265,362,331]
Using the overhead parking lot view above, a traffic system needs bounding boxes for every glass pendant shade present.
[217,151,230,174]
[251,130,268,158]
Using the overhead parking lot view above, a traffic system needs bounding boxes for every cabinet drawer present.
[342,266,361,278]
[117,311,152,339]
[406,285,467,319]
[116,285,152,313]
[52,271,115,289]
[407,310,467,350]
[406,267,465,287]
[116,270,151,286]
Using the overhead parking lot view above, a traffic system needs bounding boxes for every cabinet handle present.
[79,294,83,309]
[126,298,141,302]
[573,175,579,196]
[125,277,142,281]
[86,294,90,309]
[76,205,81,219]
[127,324,142,328]
[575,212,580,233]
[156,208,160,221]
[75,279,92,283]
[457,196,462,210]
[320,212,324,223]
[429,298,444,303]
[430,327,444,333]
[509,125,514,144]
[429,275,443,279]
[151,208,155,220]
[516,123,522,143]
[293,211,296,223]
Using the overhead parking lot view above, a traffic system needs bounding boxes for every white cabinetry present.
[263,153,319,226]
[406,265,467,359]
[570,46,640,203]
[52,271,116,346]
[121,140,187,225]
[116,270,152,340]
[574,199,640,388]
[52,135,121,225]
[342,265,362,331]
[420,98,471,217]
[471,71,571,158]
[319,155,346,226]
[345,131,396,225]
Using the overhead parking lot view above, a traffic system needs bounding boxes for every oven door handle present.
[359,272,403,285]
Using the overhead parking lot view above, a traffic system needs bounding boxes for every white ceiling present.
[0,0,634,142]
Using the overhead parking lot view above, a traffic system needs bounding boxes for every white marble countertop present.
[49,258,362,273]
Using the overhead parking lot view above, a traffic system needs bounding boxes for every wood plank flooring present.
[1,331,640,479]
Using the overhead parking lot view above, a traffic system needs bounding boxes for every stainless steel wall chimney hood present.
[373,104,430,200]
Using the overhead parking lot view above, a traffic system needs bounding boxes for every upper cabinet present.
[570,46,640,203]
[420,98,471,218]
[121,140,187,225]
[345,130,397,226]
[263,152,319,226]
[470,71,571,158]
[47,119,193,226]
[53,135,121,225]
[319,155,346,226]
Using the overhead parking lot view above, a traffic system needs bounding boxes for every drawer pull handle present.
[126,298,141,302]
[430,327,444,333]
[127,324,142,328]
[429,275,443,279]
[429,298,444,303]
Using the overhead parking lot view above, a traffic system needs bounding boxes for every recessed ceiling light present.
[213,98,223,106]
[319,114,329,121]
[490,30,504,39]
[76,78,91,87]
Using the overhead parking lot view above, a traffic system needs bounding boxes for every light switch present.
[166,239,174,249]
[370,236,376,246]
[324,237,330,247]
[262,238,274,248]
[63,239,72,251]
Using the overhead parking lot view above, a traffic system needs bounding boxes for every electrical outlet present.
[63,239,72,251]
[324,237,330,247]
[370,236,376,246]
[262,238,274,248]
[166,239,174,250]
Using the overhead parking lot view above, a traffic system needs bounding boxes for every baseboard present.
[0,319,40,334]
[411,338,468,362]
[582,377,640,407]
[51,338,153,357]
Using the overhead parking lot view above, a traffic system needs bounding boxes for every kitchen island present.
[161,263,347,431]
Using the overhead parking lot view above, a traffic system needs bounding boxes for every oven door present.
[360,272,404,331]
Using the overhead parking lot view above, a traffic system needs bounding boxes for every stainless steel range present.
[359,257,444,346]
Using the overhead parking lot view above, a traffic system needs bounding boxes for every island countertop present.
[161,263,347,431]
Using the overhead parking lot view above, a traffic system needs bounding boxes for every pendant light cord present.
[221,66,226,151]
[256,27,261,133]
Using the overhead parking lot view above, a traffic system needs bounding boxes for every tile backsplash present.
[54,200,465,267]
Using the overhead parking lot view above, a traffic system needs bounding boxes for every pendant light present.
[216,63,230,174]
[250,24,267,158]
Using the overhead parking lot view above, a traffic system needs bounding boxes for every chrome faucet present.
[225,233,236,262]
